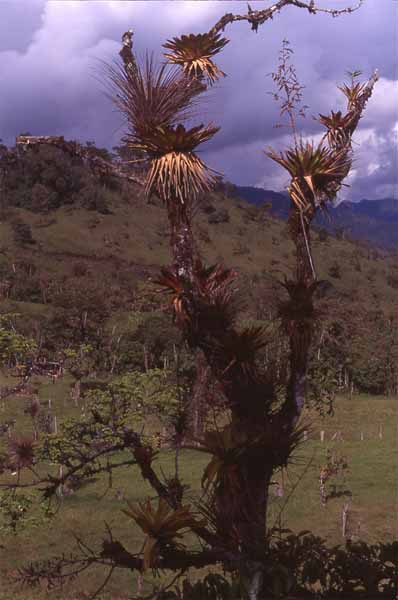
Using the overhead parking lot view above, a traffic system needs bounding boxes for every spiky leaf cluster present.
[140,124,220,204]
[266,141,351,212]
[107,54,219,205]
[318,110,353,148]
[155,258,239,335]
[8,436,36,469]
[318,75,376,152]
[163,32,229,85]
[200,420,305,494]
[123,497,204,569]
[209,326,268,383]
[107,54,205,138]
[338,80,366,111]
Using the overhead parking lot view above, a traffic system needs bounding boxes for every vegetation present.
[0,390,396,599]
[0,1,396,599]
[0,144,396,395]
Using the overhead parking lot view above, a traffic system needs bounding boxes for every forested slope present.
[0,141,397,394]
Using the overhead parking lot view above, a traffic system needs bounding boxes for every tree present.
[1,2,383,599]
[103,11,377,595]
[0,314,37,403]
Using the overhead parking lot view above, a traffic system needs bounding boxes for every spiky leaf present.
[163,32,229,85]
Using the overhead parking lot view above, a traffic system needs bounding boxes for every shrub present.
[11,219,36,246]
[208,207,229,224]
[328,262,341,279]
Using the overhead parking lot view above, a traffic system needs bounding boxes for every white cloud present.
[358,78,398,132]
[367,162,380,176]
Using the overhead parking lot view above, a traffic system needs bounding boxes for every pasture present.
[0,377,396,599]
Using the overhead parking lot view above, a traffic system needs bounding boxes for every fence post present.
[342,502,349,538]
[136,574,143,597]
[320,471,327,507]
[57,464,64,498]
[320,430,325,442]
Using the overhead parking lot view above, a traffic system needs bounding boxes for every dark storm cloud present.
[0,0,396,201]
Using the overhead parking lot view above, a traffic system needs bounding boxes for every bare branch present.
[208,0,365,35]
[19,539,243,585]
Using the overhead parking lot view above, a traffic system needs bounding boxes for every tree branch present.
[336,68,379,149]
[208,0,365,35]
[119,29,138,74]
[100,539,244,573]
[280,67,378,427]
[122,428,220,548]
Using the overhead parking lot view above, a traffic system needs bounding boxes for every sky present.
[0,0,396,202]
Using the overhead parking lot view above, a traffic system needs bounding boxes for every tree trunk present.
[185,349,211,443]
[167,197,198,283]
[283,208,316,423]
[231,456,271,600]
[166,197,212,444]
[213,399,272,599]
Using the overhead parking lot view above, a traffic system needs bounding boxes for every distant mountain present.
[225,185,398,249]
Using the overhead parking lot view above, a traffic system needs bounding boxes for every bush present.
[78,184,113,214]
[72,262,89,277]
[318,227,329,242]
[328,262,341,279]
[156,535,398,598]
[9,277,42,303]
[208,207,229,224]
[30,183,56,212]
[200,200,216,214]
[11,219,36,246]
[387,272,398,289]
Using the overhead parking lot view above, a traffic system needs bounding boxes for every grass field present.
[0,378,397,599]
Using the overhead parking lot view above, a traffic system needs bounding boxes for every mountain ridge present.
[224,184,398,249]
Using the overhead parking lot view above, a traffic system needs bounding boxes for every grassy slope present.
[0,388,396,599]
[0,184,397,598]
[1,184,397,324]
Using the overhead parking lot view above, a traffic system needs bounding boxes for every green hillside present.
[0,142,397,599]
[0,141,397,394]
